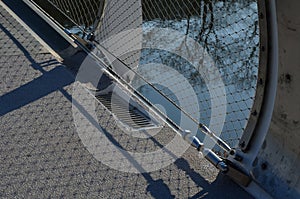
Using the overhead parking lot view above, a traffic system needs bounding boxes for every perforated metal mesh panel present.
[0,1,255,197]
[48,0,102,30]
[32,0,260,152]
[97,0,260,151]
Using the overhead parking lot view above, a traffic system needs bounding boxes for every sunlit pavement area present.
[0,0,253,198]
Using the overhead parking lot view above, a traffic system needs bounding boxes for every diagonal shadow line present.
[71,85,216,199]
[0,19,74,116]
[0,22,41,73]
[0,66,74,116]
[0,12,175,198]
[72,94,176,199]
[73,91,235,199]
[0,8,249,199]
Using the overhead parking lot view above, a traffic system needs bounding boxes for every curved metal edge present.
[239,0,269,151]
[241,0,278,172]
[228,0,278,197]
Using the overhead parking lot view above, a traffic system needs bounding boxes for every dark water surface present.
[33,0,260,150]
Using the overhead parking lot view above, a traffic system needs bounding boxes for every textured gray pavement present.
[0,1,253,198]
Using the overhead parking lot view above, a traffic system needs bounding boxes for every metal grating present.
[96,92,157,129]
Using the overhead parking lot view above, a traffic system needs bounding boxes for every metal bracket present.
[224,159,252,187]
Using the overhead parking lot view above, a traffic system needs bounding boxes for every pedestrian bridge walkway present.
[1,0,300,199]
[0,1,252,198]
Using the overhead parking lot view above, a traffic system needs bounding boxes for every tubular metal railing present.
[23,0,262,180]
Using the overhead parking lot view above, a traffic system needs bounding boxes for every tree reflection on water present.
[33,0,260,149]
[137,1,259,148]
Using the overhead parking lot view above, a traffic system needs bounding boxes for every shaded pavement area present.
[0,1,253,198]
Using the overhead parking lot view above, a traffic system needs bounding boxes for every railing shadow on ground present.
[0,22,74,116]
[0,1,253,198]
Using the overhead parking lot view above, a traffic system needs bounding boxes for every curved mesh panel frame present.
[38,0,260,152]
